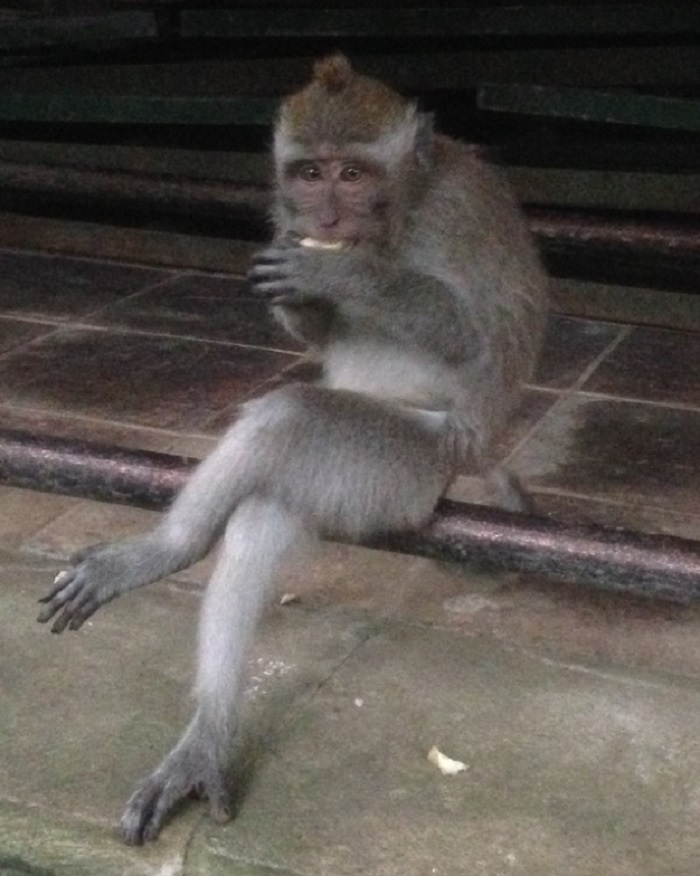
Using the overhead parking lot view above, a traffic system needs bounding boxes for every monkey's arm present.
[36,429,253,632]
[270,296,335,347]
[249,243,476,362]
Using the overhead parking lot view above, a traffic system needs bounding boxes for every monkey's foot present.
[120,742,231,845]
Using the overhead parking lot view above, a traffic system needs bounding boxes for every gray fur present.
[37,64,547,845]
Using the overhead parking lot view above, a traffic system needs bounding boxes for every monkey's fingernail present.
[53,570,70,586]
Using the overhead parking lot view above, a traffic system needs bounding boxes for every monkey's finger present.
[249,277,298,299]
[37,579,84,624]
[38,569,76,604]
[37,600,65,623]
[49,607,77,634]
[41,583,95,631]
[247,263,288,284]
[37,603,61,624]
[36,606,56,624]
[59,586,108,632]
[67,598,101,631]
[49,593,95,632]
[37,570,86,608]
[248,255,289,278]
[249,243,303,273]
[249,266,284,286]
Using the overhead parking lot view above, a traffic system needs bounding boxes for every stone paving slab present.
[3,549,700,875]
[189,626,700,876]
[0,487,81,552]
[0,550,372,875]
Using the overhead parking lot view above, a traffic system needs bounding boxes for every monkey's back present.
[404,135,548,463]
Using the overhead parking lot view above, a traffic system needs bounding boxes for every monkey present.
[36,54,547,845]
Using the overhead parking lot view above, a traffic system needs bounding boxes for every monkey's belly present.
[323,343,456,411]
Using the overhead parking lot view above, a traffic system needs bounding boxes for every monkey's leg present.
[118,390,451,843]
[37,417,262,632]
[120,495,307,845]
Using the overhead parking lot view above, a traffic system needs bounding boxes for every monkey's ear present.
[414,112,435,168]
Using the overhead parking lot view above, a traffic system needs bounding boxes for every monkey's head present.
[273,54,433,247]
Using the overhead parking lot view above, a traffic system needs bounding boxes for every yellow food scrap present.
[427,745,469,776]
[299,237,344,250]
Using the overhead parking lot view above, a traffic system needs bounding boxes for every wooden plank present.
[0,210,254,273]
[532,207,700,293]
[479,85,700,132]
[0,141,269,184]
[181,5,700,38]
[0,159,270,239]
[509,168,700,214]
[0,11,157,50]
[1,45,699,97]
[0,93,276,125]
[552,279,700,331]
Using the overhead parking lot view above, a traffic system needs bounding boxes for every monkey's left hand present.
[248,241,370,306]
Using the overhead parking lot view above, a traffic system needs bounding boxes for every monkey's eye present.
[340,164,363,182]
[299,163,322,182]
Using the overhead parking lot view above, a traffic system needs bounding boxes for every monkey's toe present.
[120,781,162,845]
[209,795,232,824]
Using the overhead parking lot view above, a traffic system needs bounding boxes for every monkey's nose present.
[318,212,340,229]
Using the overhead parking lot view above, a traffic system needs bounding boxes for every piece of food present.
[299,237,345,250]
[427,745,469,776]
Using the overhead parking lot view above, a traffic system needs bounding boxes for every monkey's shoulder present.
[414,136,539,263]
[430,135,519,209]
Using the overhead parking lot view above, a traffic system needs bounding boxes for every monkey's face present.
[281,153,390,246]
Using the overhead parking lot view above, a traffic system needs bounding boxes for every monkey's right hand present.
[248,240,363,307]
[248,241,311,303]
[37,538,159,632]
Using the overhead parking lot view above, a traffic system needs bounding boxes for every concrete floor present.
[2,249,700,874]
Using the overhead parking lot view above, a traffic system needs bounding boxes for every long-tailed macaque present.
[37,55,547,844]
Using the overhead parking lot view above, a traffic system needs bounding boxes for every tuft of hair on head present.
[312,53,353,92]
